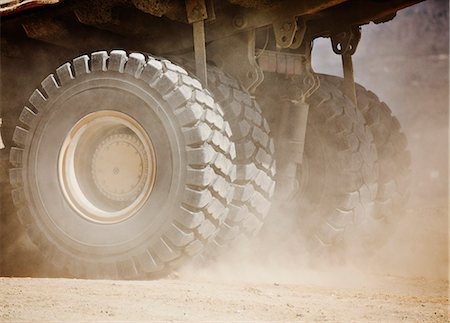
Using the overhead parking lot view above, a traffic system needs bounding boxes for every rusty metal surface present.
[205,0,347,42]
[20,14,132,51]
[227,0,278,9]
[0,0,61,16]
[306,0,424,37]
[186,0,208,23]
[131,0,178,17]
[1,0,425,59]
[207,30,263,92]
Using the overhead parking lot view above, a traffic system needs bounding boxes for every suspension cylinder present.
[275,98,310,199]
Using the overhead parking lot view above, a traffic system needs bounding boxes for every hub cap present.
[58,111,156,224]
[92,133,148,202]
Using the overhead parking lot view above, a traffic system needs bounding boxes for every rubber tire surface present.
[298,76,379,247]
[8,50,236,279]
[324,74,411,224]
[169,58,276,248]
[0,46,71,277]
[205,67,276,246]
[256,73,378,248]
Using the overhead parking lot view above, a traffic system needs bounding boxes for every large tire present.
[301,78,379,247]
[205,67,276,245]
[257,74,379,248]
[8,50,236,278]
[324,75,411,225]
[169,58,276,248]
[0,48,52,277]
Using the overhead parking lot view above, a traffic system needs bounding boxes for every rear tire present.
[169,57,276,251]
[257,73,379,248]
[206,67,276,245]
[324,74,411,230]
[9,50,236,278]
[300,77,379,247]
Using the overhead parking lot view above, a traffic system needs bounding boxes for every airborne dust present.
[0,0,447,313]
[179,0,449,287]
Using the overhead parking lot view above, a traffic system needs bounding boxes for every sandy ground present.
[0,205,448,322]
[0,275,448,322]
[0,2,448,322]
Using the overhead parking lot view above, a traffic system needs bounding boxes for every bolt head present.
[233,15,246,28]
[283,22,292,31]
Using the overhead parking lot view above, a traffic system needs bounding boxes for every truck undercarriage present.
[0,0,418,278]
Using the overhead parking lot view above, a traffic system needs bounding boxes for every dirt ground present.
[0,205,448,321]
[0,275,447,322]
[0,1,449,322]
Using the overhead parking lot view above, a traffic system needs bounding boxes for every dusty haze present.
[0,1,448,321]
[175,0,449,286]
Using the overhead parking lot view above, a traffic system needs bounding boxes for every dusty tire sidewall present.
[23,72,185,262]
[298,119,332,222]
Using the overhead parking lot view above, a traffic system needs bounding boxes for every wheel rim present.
[58,110,156,224]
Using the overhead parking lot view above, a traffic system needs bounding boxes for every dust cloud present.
[0,2,447,322]
[180,0,449,287]
[0,0,447,289]
[313,0,449,282]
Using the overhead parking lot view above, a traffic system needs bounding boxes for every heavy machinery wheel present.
[324,74,411,225]
[299,77,379,247]
[257,73,378,248]
[8,50,236,278]
[170,58,276,248]
[206,66,276,246]
[1,46,69,277]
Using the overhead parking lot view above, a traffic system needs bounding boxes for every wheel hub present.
[92,133,148,202]
[58,111,156,224]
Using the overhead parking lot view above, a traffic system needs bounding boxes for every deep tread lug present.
[29,89,46,111]
[56,63,74,86]
[19,107,37,127]
[108,50,128,72]
[73,55,90,76]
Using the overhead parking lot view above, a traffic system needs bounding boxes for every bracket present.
[186,0,208,86]
[272,17,307,49]
[330,26,361,104]
[331,26,361,56]
[272,17,297,48]
[207,30,263,93]
[289,19,307,49]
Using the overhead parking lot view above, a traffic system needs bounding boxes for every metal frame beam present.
[204,0,347,42]
[186,0,208,86]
